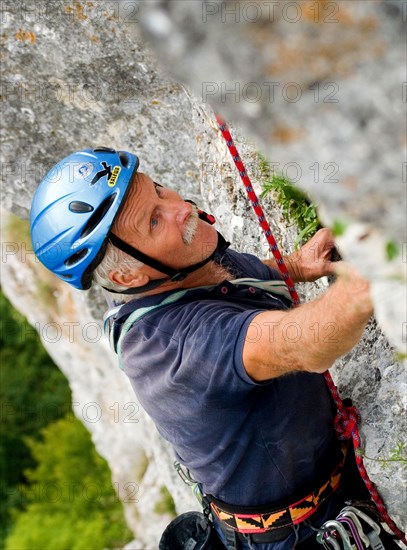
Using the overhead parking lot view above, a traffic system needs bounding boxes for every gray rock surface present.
[1,0,406,546]
[138,0,407,352]
[1,0,201,218]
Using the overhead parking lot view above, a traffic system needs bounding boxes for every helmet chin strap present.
[104,207,230,295]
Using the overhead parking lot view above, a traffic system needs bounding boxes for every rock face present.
[1,1,406,547]
[138,0,407,353]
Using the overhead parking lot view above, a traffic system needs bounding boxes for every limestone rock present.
[138,0,407,350]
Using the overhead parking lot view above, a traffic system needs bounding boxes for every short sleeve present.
[121,299,269,405]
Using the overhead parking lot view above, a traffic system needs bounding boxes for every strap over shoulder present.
[103,278,293,369]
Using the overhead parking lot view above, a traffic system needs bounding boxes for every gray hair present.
[93,241,144,298]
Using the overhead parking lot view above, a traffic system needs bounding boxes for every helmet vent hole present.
[80,194,117,238]
[119,152,130,168]
[93,147,116,153]
[65,248,88,267]
[69,201,94,213]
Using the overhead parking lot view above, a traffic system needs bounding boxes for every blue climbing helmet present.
[31,146,230,294]
[30,147,139,290]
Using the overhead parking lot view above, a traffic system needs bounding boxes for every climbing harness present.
[215,114,407,547]
[208,446,346,535]
[172,447,348,547]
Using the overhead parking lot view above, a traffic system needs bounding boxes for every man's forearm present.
[279,277,372,373]
[244,265,373,380]
[264,256,304,282]
[263,256,296,283]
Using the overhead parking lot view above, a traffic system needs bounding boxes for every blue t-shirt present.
[116,250,339,506]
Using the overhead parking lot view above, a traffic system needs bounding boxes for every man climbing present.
[30,147,395,549]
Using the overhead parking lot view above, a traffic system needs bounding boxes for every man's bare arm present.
[243,263,373,381]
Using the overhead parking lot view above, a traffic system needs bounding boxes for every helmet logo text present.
[108,166,121,187]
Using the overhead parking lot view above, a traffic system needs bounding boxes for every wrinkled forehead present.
[112,172,152,230]
[127,172,154,199]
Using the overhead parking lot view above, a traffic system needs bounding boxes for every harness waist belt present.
[210,444,347,535]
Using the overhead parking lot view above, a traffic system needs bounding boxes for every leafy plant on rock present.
[259,156,322,248]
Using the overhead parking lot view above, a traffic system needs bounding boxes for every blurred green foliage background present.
[0,290,132,549]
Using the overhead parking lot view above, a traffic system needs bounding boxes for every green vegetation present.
[4,211,32,245]
[356,442,407,470]
[5,415,132,550]
[4,214,59,311]
[331,220,348,237]
[385,240,399,262]
[259,156,322,248]
[390,442,407,468]
[0,289,71,545]
[1,290,132,549]
[154,486,177,517]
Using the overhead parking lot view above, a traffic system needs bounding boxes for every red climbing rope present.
[215,113,407,545]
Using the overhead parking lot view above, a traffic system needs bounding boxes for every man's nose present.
[163,200,193,226]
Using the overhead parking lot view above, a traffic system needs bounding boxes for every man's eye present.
[151,216,158,230]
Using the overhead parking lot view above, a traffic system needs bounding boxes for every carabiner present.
[324,534,342,550]
[338,516,366,550]
[173,460,197,486]
[317,528,342,550]
[322,520,354,550]
[338,509,370,548]
[341,506,381,535]
[316,526,339,549]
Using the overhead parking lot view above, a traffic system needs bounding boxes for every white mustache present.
[182,207,199,245]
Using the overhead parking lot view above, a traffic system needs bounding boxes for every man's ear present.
[108,268,150,289]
